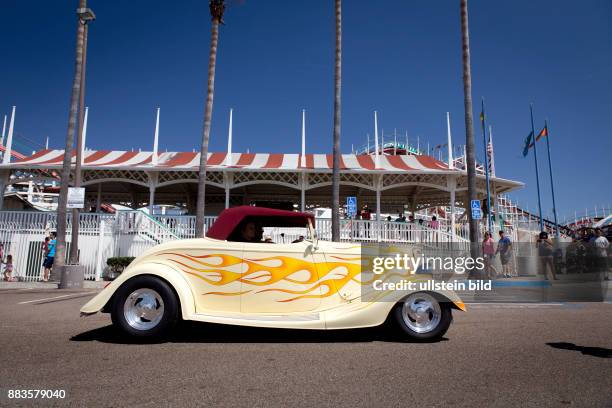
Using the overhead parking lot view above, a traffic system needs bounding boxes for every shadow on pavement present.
[70,321,449,345]
[546,342,612,358]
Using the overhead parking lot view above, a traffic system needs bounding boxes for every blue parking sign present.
[471,200,481,210]
[472,208,482,220]
[346,196,357,217]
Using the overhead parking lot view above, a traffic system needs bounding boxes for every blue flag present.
[522,131,533,157]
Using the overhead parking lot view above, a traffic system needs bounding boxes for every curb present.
[0,281,107,290]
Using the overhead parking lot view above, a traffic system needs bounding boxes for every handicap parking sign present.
[346,196,357,217]
[472,208,482,220]
[471,200,481,210]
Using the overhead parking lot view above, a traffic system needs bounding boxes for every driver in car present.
[236,221,267,243]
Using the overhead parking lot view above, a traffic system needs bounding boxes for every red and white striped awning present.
[3,149,454,173]
[0,144,26,160]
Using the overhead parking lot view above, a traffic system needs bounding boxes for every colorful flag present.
[536,125,548,142]
[522,131,533,157]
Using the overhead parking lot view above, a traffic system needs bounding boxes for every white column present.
[2,106,16,164]
[148,172,158,215]
[152,107,160,165]
[446,112,453,169]
[148,185,156,215]
[224,172,232,209]
[81,107,89,163]
[0,114,6,145]
[300,173,307,212]
[374,111,380,167]
[225,108,233,166]
[300,109,306,167]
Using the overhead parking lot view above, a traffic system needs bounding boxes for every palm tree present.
[70,10,93,264]
[195,0,226,237]
[54,0,89,277]
[459,0,479,255]
[331,0,342,242]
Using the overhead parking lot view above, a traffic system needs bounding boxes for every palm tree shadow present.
[70,321,449,345]
[546,342,612,358]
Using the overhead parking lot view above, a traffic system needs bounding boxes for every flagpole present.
[530,103,544,231]
[480,98,492,233]
[544,119,559,238]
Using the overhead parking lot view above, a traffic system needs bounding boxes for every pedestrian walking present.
[42,232,56,282]
[3,254,15,281]
[429,216,439,244]
[482,231,497,279]
[429,215,439,229]
[496,230,513,278]
[537,231,558,280]
[361,204,371,238]
[593,228,610,280]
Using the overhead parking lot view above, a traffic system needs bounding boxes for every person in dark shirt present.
[537,231,558,280]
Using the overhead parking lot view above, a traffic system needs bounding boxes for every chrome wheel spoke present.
[402,293,441,334]
[124,288,164,331]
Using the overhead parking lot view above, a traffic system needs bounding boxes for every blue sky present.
[1,0,610,220]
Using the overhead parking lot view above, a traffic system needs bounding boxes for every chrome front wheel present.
[111,276,178,338]
[123,288,165,331]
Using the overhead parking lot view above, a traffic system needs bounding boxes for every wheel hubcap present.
[402,293,441,334]
[124,288,164,331]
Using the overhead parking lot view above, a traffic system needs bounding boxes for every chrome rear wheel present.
[401,293,441,334]
[394,292,453,340]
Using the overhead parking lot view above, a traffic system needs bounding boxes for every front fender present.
[80,260,196,319]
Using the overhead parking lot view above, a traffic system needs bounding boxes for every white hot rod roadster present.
[81,206,465,340]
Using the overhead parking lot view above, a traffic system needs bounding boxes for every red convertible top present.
[206,206,315,241]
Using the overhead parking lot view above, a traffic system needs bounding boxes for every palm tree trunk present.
[331,0,342,242]
[54,0,87,277]
[460,0,480,256]
[195,2,224,237]
[70,22,89,264]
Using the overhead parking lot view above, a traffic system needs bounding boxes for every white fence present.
[0,211,177,282]
[0,210,470,282]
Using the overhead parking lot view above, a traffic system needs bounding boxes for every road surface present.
[0,288,611,407]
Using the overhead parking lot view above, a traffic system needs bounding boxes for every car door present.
[240,241,323,314]
[167,240,244,314]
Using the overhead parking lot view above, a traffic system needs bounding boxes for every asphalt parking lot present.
[1,288,611,408]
